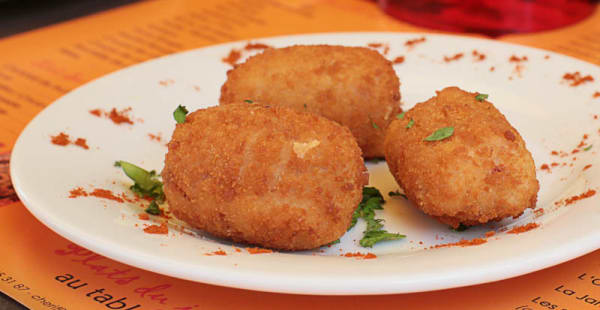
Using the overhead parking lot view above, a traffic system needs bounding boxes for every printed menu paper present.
[0,0,599,309]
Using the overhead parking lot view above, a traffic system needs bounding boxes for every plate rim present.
[10,31,600,295]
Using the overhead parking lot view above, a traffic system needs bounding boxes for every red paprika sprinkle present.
[392,56,405,64]
[51,132,70,146]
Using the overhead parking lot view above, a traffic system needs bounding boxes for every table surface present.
[1,1,598,309]
[0,1,139,309]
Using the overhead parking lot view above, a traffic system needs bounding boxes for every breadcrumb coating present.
[220,45,402,158]
[163,103,368,250]
[384,87,539,228]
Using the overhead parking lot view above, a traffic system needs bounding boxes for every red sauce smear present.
[158,79,174,87]
[89,109,102,117]
[222,49,241,66]
[69,187,88,198]
[472,50,485,61]
[74,138,89,150]
[90,108,134,125]
[509,55,528,62]
[108,108,134,125]
[205,250,227,256]
[367,42,390,55]
[443,53,464,62]
[89,188,124,203]
[244,42,271,50]
[583,164,592,171]
[563,72,594,87]
[507,223,539,234]
[392,56,405,64]
[340,252,377,259]
[148,133,162,142]
[489,66,495,72]
[138,213,150,220]
[143,223,168,234]
[484,231,496,238]
[68,187,137,204]
[246,247,273,254]
[51,132,89,150]
[363,253,377,259]
[405,37,426,47]
[593,91,600,98]
[51,133,70,146]
[431,238,487,249]
[564,189,597,206]
[534,208,545,216]
[540,164,551,172]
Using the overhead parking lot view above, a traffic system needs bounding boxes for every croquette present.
[219,45,402,158]
[163,103,368,250]
[384,87,539,228]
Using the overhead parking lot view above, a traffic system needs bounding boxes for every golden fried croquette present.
[219,45,402,158]
[163,103,368,250]
[384,87,539,228]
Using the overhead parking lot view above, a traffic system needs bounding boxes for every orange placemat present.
[1,1,599,309]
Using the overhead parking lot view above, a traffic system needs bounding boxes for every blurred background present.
[0,0,139,38]
[0,0,597,39]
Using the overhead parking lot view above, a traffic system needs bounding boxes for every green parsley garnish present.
[371,118,380,130]
[475,93,489,102]
[303,103,307,109]
[326,239,341,246]
[396,112,405,119]
[388,190,407,199]
[584,145,593,151]
[406,118,414,129]
[115,160,164,202]
[173,105,188,124]
[360,230,405,247]
[115,161,165,215]
[424,127,454,141]
[349,187,405,247]
[244,99,254,104]
[145,200,161,215]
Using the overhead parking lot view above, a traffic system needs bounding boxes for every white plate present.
[11,33,600,295]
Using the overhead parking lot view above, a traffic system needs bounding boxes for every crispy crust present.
[384,87,539,228]
[163,103,368,250]
[219,45,402,158]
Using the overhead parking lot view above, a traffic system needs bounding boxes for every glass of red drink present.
[378,0,597,37]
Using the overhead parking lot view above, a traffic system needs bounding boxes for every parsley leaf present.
[145,200,161,215]
[326,239,341,246]
[244,99,254,104]
[406,118,414,129]
[475,93,489,101]
[396,112,405,119]
[349,187,406,247]
[115,160,164,202]
[584,145,593,151]
[388,190,407,199]
[371,118,380,129]
[360,230,405,247]
[424,127,454,141]
[173,105,189,124]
